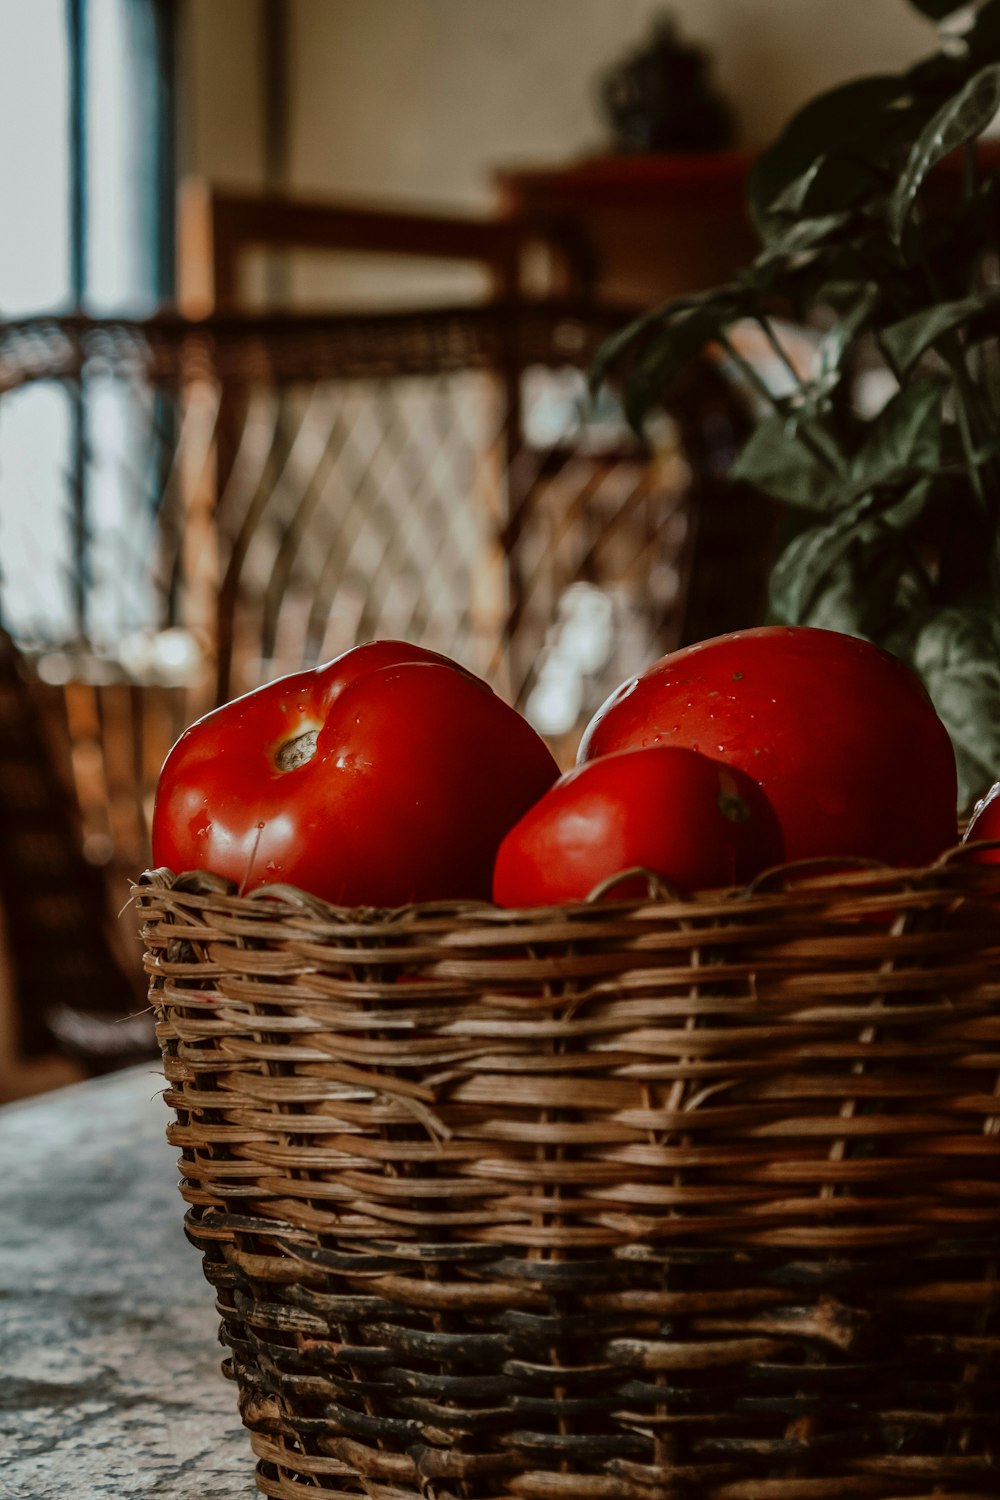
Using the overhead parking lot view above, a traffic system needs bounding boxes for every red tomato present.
[963,782,1000,862]
[578,626,958,867]
[492,745,785,907]
[152,640,559,906]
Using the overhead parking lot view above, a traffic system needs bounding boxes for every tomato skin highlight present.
[578,626,958,867]
[152,640,559,907]
[492,745,785,907]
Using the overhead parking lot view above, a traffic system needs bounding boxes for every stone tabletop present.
[0,1065,255,1499]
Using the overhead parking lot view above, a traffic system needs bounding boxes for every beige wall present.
[181,0,266,187]
[181,0,937,305]
[282,0,933,205]
[185,0,937,200]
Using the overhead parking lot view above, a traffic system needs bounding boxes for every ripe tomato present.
[963,782,1000,862]
[578,626,958,867]
[492,745,785,907]
[152,640,559,906]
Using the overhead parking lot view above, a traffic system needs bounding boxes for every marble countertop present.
[0,1065,255,1499]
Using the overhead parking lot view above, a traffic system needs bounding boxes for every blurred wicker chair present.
[0,625,144,1099]
[0,302,768,1080]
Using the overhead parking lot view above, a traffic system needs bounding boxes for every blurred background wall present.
[185,0,933,200]
[182,0,936,307]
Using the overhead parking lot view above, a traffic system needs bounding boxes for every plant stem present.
[753,314,850,470]
[715,327,846,477]
[755,314,805,392]
[874,333,903,389]
[914,250,995,516]
[963,140,995,410]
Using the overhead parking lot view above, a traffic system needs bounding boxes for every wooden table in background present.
[0,1066,253,1499]
[496,143,1000,307]
[495,150,759,305]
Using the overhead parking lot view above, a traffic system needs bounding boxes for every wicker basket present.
[135,854,1000,1500]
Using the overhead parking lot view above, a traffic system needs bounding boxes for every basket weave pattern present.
[136,859,1000,1499]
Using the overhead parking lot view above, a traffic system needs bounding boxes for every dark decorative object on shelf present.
[599,13,735,154]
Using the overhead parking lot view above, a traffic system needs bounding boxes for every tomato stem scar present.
[276,729,319,771]
[718,791,750,824]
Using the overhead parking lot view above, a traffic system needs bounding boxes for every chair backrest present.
[177,177,586,317]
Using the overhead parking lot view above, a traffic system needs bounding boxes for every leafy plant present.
[591,0,1000,809]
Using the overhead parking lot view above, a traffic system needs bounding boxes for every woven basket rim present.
[135,840,1000,925]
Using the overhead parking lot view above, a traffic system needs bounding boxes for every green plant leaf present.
[907,0,973,18]
[748,75,906,237]
[731,377,946,518]
[880,288,1000,374]
[767,513,858,626]
[889,62,1000,243]
[769,467,936,627]
[903,49,976,115]
[799,551,927,640]
[755,212,857,267]
[588,286,741,397]
[774,383,944,530]
[912,606,1000,808]
[730,413,837,508]
[811,284,881,394]
[966,0,1000,64]
[751,71,960,242]
[619,296,748,436]
[767,160,823,220]
[587,307,662,396]
[852,376,946,479]
[763,241,918,323]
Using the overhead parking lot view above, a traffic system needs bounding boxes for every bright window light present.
[0,0,70,316]
[0,0,170,648]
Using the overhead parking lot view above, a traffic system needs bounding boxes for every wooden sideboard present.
[496,142,1000,306]
[495,150,759,305]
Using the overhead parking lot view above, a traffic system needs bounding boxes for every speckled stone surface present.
[0,1066,255,1498]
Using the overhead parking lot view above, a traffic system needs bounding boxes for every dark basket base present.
[189,1213,1000,1500]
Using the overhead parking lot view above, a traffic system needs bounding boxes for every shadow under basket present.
[134,855,1000,1500]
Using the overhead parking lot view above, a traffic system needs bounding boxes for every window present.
[0,0,175,647]
[0,1,71,319]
